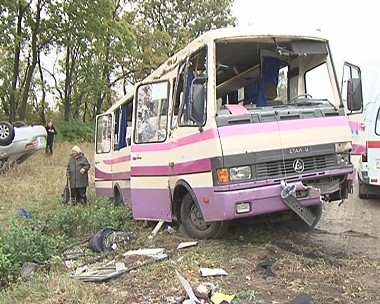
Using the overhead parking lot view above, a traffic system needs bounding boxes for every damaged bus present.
[95,27,363,239]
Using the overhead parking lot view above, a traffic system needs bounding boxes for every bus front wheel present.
[180,193,229,239]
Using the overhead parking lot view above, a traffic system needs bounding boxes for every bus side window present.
[96,114,112,153]
[178,47,207,126]
[135,81,169,144]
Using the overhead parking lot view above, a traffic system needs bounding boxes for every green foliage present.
[46,198,132,238]
[55,120,95,143]
[234,290,258,303]
[0,218,62,283]
[0,198,132,285]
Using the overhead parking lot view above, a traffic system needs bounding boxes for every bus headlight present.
[337,153,350,166]
[229,166,251,181]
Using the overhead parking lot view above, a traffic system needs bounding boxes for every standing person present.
[67,145,90,204]
[45,120,57,154]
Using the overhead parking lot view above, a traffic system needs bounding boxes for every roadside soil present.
[84,177,380,304]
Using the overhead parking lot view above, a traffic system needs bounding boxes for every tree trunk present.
[9,2,26,122]
[64,44,72,121]
[19,0,42,121]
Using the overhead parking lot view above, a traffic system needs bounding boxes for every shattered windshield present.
[215,37,337,110]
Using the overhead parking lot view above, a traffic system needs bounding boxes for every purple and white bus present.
[95,27,363,239]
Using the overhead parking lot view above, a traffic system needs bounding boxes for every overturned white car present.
[0,121,47,172]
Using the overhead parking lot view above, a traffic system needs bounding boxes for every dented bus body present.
[95,27,363,239]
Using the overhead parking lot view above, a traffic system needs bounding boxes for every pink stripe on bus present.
[103,155,131,165]
[95,168,131,180]
[131,128,219,153]
[218,116,349,137]
[131,158,211,176]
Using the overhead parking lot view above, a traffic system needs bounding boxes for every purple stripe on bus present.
[96,186,132,208]
[131,188,172,221]
[96,187,114,197]
[130,158,211,176]
[218,116,349,137]
[193,182,321,222]
[95,168,131,179]
[103,155,131,165]
[99,183,320,223]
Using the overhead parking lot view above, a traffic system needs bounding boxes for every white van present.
[358,95,380,197]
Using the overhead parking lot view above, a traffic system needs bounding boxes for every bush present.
[46,199,132,237]
[0,199,132,285]
[55,120,95,143]
[0,218,63,284]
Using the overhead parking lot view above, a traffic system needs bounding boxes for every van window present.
[135,81,169,143]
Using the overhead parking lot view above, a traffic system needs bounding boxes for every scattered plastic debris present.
[175,270,202,304]
[16,208,32,219]
[122,248,165,257]
[177,241,198,250]
[211,292,235,304]
[148,221,164,239]
[199,268,228,277]
[71,253,168,282]
[20,262,40,280]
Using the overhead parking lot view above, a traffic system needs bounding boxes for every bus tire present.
[283,204,322,232]
[180,192,229,239]
[114,187,124,206]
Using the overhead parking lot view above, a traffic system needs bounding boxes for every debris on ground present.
[87,227,135,253]
[199,268,228,277]
[71,251,168,283]
[148,221,164,239]
[16,208,32,219]
[255,258,276,278]
[210,292,235,304]
[177,241,198,250]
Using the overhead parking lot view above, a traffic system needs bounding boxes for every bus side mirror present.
[189,76,207,124]
[346,78,363,112]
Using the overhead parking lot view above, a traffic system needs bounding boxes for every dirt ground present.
[86,164,380,304]
[306,156,380,261]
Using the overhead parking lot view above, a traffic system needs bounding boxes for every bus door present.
[95,113,114,197]
[130,80,171,221]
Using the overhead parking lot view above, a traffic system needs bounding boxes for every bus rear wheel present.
[114,188,124,206]
[180,193,228,239]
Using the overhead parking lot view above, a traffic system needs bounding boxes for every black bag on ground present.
[61,178,70,204]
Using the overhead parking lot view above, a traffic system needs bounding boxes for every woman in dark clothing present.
[45,120,57,154]
[67,145,91,204]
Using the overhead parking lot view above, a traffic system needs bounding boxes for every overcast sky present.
[232,0,380,103]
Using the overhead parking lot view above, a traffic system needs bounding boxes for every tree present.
[49,0,135,121]
[125,0,236,83]
[0,0,57,122]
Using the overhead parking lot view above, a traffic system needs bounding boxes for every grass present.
[0,142,380,303]
[0,142,96,232]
